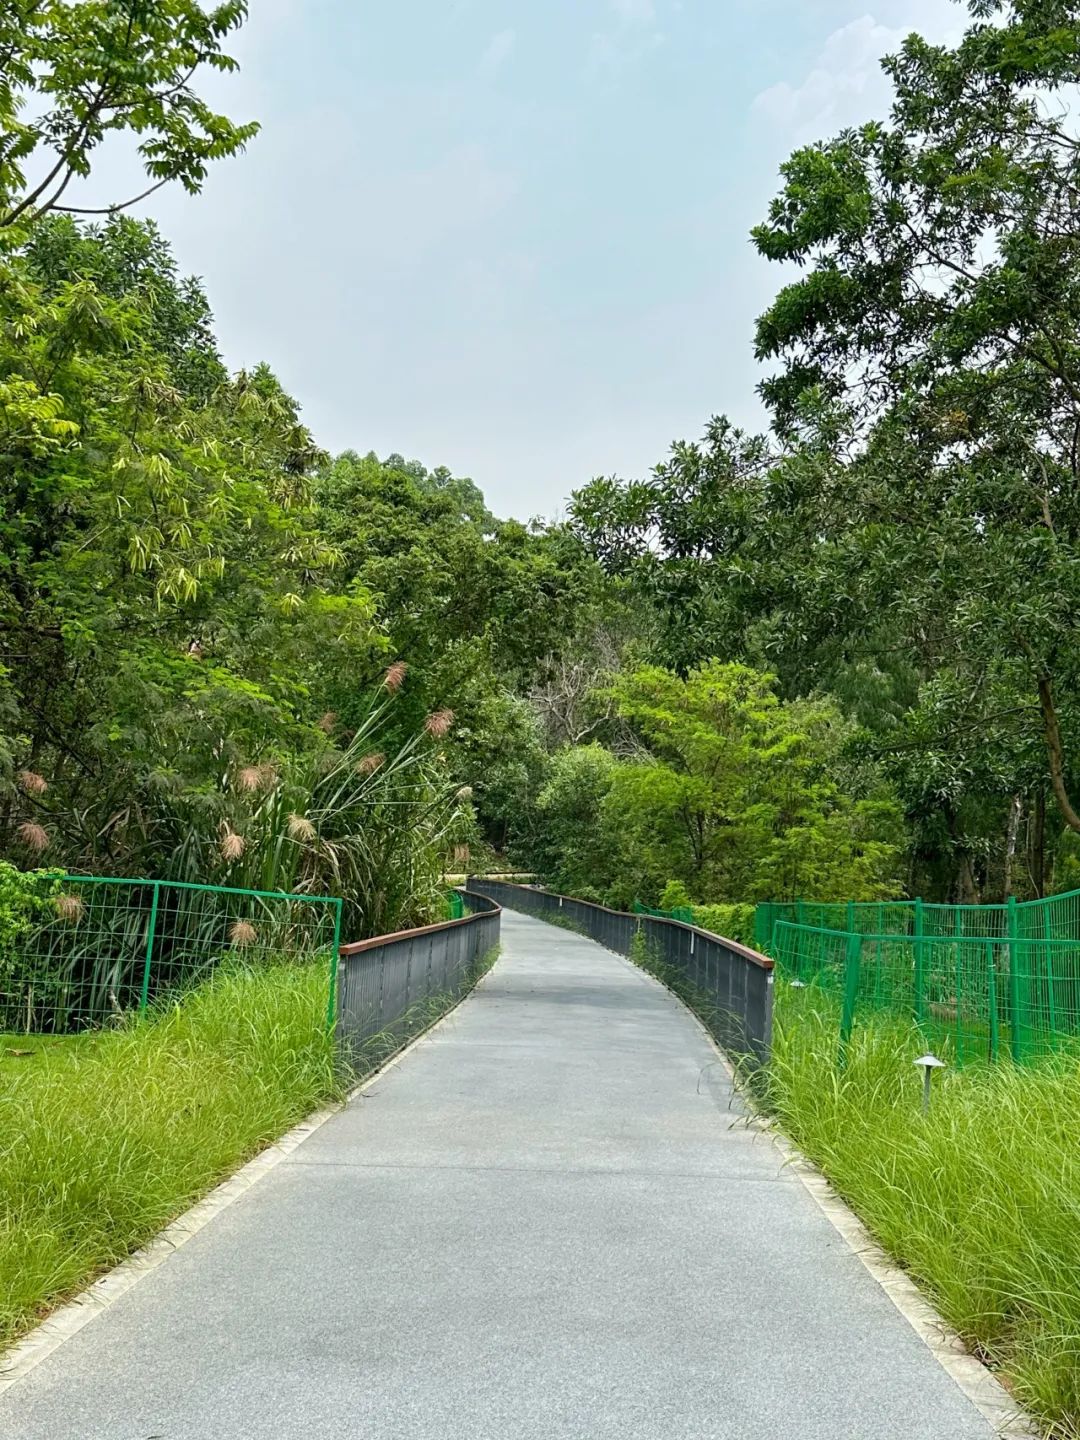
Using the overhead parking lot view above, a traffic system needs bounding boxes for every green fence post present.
[1043,905,1058,1043]
[795,899,805,929]
[325,897,344,1033]
[838,931,862,1068]
[953,909,965,1066]
[913,897,925,1023]
[138,881,161,1014]
[1007,895,1022,1062]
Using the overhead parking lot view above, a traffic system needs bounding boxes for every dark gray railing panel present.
[465,878,772,1068]
[336,892,500,1059]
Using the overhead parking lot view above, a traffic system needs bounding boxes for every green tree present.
[605,662,903,904]
[751,0,1080,837]
[570,1,1080,901]
[524,744,625,902]
[0,0,257,232]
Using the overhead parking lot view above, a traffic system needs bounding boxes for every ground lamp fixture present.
[914,1053,945,1113]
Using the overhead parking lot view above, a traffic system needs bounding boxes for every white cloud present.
[609,0,656,22]
[752,5,965,140]
[479,28,515,75]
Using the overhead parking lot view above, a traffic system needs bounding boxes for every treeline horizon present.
[5,0,1080,926]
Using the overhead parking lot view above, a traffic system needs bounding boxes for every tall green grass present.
[765,989,1080,1439]
[0,963,343,1348]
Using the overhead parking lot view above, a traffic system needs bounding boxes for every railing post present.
[913,897,925,1023]
[1007,895,1021,1062]
[838,930,862,1068]
[139,881,161,1014]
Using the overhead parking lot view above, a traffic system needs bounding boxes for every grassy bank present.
[1,1033,87,1074]
[1,964,343,1348]
[765,991,1080,1438]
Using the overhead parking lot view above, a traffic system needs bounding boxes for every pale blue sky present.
[134,0,962,518]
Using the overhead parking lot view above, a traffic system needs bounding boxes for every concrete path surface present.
[2,910,997,1439]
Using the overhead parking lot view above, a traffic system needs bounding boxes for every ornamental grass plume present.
[54,893,85,924]
[235,762,278,794]
[383,661,407,693]
[356,752,385,776]
[229,920,257,948]
[236,765,263,793]
[16,770,48,797]
[287,813,316,842]
[17,821,49,854]
[220,828,246,863]
[425,709,454,739]
[317,711,338,734]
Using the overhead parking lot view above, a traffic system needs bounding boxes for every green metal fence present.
[766,886,1080,1065]
[1,875,342,1036]
[756,890,1080,952]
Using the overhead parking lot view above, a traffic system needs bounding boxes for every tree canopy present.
[7,0,1080,928]
[569,0,1080,906]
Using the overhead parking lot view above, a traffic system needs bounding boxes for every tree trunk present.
[945,804,981,904]
[957,852,980,905]
[1037,674,1080,832]
[1031,790,1046,898]
[1003,793,1021,899]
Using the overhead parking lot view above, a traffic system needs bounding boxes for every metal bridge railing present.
[335,891,500,1066]
[466,878,773,1068]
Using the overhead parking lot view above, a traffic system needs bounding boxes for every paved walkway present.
[2,911,996,1438]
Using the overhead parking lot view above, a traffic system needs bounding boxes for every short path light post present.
[914,1053,945,1114]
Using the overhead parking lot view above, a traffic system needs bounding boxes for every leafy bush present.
[691,902,757,949]
[0,865,62,1016]
[659,879,693,911]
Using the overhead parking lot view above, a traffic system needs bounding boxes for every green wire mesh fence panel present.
[1,875,341,1036]
[755,902,795,949]
[770,916,1080,1066]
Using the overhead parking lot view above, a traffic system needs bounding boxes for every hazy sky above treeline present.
[100,0,962,519]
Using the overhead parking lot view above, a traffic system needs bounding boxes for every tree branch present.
[54,176,171,216]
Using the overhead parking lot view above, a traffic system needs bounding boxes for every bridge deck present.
[1,910,995,1438]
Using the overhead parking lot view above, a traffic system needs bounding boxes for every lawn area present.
[764,987,1080,1440]
[0,964,344,1348]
